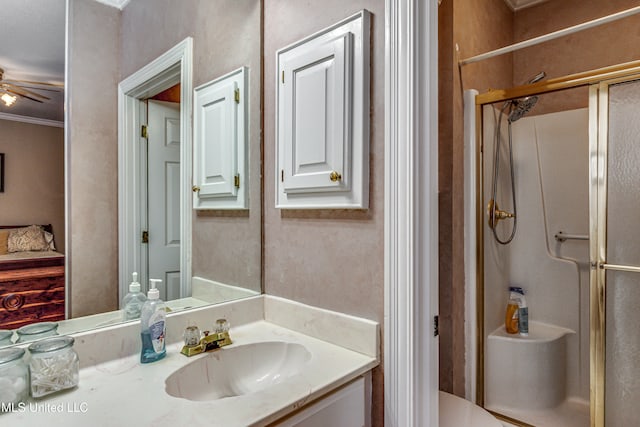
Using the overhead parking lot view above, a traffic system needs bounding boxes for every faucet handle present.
[183,325,201,347]
[215,318,230,334]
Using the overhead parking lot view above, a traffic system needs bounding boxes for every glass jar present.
[16,322,59,343]
[0,348,29,408]
[28,336,79,398]
[0,330,13,348]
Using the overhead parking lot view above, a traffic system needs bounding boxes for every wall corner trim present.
[384,1,439,426]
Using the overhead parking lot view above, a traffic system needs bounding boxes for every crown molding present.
[504,0,551,12]
[0,112,63,128]
[92,0,131,10]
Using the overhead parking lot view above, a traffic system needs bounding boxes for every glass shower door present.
[594,77,640,427]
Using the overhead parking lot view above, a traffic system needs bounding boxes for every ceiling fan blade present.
[5,88,44,103]
[3,83,50,101]
[9,85,61,93]
[3,79,64,89]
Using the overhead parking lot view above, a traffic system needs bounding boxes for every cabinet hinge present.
[234,88,240,104]
[141,125,148,139]
[234,174,240,188]
[281,169,284,182]
[433,315,439,337]
[142,231,149,244]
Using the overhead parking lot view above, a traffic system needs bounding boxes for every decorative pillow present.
[44,231,56,251]
[7,225,50,253]
[0,229,9,255]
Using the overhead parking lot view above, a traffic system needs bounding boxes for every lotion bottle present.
[122,272,146,321]
[140,279,166,363]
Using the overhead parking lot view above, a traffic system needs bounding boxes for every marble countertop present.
[2,319,378,426]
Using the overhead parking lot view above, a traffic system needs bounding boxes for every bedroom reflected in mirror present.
[0,0,66,344]
[0,225,64,329]
[1,0,263,346]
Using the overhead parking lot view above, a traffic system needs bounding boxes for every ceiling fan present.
[0,67,63,107]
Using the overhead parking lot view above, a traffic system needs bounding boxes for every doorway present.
[143,99,181,300]
[117,38,193,303]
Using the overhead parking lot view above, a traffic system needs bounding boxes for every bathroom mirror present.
[0,0,262,341]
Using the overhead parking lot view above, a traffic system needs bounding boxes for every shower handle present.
[487,199,515,229]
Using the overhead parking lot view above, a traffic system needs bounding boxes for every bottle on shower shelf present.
[505,286,522,334]
[517,288,528,336]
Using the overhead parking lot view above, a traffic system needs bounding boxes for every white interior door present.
[147,100,181,301]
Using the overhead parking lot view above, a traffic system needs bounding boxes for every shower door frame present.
[474,60,640,427]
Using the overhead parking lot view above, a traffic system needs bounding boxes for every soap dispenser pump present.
[122,272,146,321]
[140,279,166,363]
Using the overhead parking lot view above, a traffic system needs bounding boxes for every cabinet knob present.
[192,185,200,193]
[329,171,342,182]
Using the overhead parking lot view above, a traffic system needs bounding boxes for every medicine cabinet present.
[193,67,248,210]
[275,11,370,209]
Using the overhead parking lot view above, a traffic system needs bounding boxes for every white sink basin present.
[165,341,312,401]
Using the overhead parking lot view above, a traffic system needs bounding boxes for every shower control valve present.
[487,199,515,229]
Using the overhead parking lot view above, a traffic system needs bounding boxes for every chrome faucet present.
[180,319,232,357]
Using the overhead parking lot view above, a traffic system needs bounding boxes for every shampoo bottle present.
[122,272,147,321]
[140,279,166,363]
[505,286,521,334]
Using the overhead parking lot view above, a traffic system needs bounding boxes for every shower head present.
[508,96,538,123]
[504,71,546,123]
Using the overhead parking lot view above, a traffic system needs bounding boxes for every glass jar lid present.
[28,336,74,354]
[16,321,59,336]
[0,330,12,341]
[0,347,25,365]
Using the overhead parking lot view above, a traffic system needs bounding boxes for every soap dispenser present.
[122,272,147,321]
[140,279,166,363]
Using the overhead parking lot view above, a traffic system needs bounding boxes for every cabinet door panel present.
[197,81,238,198]
[282,33,352,194]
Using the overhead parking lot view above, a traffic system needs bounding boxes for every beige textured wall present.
[121,0,262,292]
[0,120,64,251]
[68,0,120,317]
[514,0,640,115]
[439,0,514,395]
[263,1,384,424]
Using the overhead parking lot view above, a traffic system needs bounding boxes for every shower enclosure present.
[469,61,640,427]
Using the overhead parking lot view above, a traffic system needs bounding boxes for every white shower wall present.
[483,107,590,403]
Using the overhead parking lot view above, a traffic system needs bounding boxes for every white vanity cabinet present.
[275,11,370,209]
[273,374,371,427]
[193,67,248,209]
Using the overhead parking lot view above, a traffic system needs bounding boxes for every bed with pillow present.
[0,225,65,329]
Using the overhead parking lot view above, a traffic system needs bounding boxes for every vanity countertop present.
[1,319,378,426]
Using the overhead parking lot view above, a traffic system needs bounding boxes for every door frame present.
[384,0,439,426]
[117,37,193,303]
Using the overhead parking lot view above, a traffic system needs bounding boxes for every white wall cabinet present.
[273,374,371,427]
[193,67,248,209]
[276,11,370,209]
